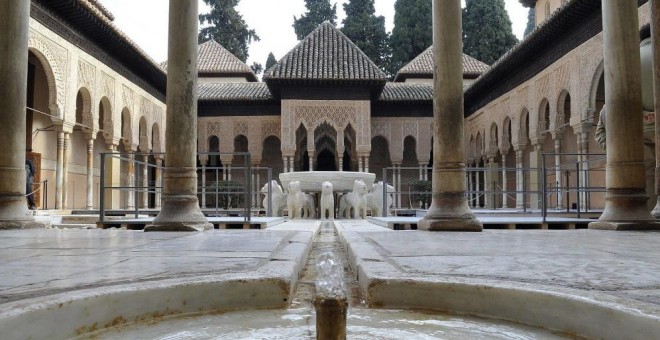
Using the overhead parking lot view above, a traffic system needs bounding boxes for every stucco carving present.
[77,59,95,89]
[27,33,67,115]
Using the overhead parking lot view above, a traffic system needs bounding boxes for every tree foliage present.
[462,0,518,65]
[388,0,432,76]
[265,52,277,71]
[250,62,263,76]
[198,0,260,62]
[524,7,535,37]
[293,0,337,40]
[341,0,391,73]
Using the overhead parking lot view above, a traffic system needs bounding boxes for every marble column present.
[200,164,206,209]
[0,0,35,228]
[62,132,70,209]
[501,151,508,208]
[55,130,65,209]
[475,163,481,207]
[125,149,135,210]
[590,0,659,230]
[146,0,211,231]
[283,157,288,173]
[515,148,525,209]
[104,142,122,209]
[86,137,94,210]
[529,142,543,210]
[554,137,563,210]
[141,154,149,208]
[364,157,369,173]
[420,0,482,233]
[396,163,402,209]
[651,0,660,218]
[154,156,163,209]
[308,151,314,171]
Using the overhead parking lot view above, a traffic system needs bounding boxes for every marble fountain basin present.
[279,171,376,192]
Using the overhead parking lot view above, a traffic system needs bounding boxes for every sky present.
[101,0,528,69]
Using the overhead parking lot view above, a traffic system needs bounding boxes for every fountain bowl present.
[279,171,375,192]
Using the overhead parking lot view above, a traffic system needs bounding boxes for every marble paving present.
[337,220,660,306]
[0,221,318,305]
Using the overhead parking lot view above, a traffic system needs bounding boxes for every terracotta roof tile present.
[197,40,256,76]
[264,21,387,82]
[394,47,490,81]
[198,82,273,102]
[377,83,432,102]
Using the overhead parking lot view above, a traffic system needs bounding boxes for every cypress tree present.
[341,0,391,73]
[265,52,277,71]
[293,0,337,40]
[389,0,432,76]
[463,0,518,65]
[198,0,260,62]
[524,7,535,37]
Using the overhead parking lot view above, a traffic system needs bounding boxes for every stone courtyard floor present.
[0,220,659,338]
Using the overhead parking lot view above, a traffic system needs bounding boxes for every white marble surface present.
[336,221,660,338]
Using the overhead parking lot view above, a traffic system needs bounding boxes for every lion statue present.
[287,180,315,219]
[366,181,395,217]
[338,180,368,219]
[261,180,287,217]
[320,181,334,220]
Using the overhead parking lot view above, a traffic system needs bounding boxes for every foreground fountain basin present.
[279,171,375,192]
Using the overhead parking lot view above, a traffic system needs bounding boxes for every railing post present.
[134,151,139,218]
[541,154,547,223]
[99,153,105,223]
[246,153,251,223]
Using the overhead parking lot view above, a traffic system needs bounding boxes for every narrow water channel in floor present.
[86,222,572,339]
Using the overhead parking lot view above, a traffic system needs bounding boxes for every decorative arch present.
[538,98,550,137]
[489,122,499,154]
[556,89,572,132]
[588,59,605,112]
[138,116,149,151]
[27,39,65,117]
[75,87,94,131]
[501,116,512,151]
[121,108,132,145]
[98,96,112,135]
[151,122,162,153]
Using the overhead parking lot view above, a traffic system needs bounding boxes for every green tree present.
[198,0,260,62]
[524,7,535,37]
[250,62,263,76]
[389,0,432,75]
[463,0,518,65]
[265,52,277,71]
[293,0,337,40]
[341,0,391,73]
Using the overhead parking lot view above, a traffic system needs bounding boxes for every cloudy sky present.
[101,0,528,68]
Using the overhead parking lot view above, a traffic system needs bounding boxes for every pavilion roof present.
[264,21,387,89]
[394,47,490,82]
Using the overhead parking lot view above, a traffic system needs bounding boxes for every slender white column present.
[201,165,206,208]
[146,0,211,231]
[126,151,135,210]
[308,151,314,171]
[591,0,659,230]
[364,157,369,173]
[501,152,507,208]
[283,157,288,173]
[515,149,525,209]
[554,137,563,210]
[155,157,163,209]
[86,138,94,210]
[396,164,402,209]
[142,155,149,208]
[475,163,481,207]
[56,130,64,209]
[339,157,343,172]
[0,0,35,227]
[62,132,70,209]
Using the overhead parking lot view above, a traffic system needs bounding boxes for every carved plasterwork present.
[234,121,248,137]
[372,121,391,140]
[99,71,115,102]
[77,59,95,89]
[27,33,67,115]
[261,120,280,138]
[402,121,418,139]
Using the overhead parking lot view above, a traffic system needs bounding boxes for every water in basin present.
[86,307,570,339]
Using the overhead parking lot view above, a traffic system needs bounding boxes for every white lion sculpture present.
[367,181,395,217]
[261,180,287,217]
[320,181,334,220]
[338,180,368,219]
[287,180,315,219]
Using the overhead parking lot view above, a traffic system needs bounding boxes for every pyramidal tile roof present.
[198,83,273,102]
[394,46,490,82]
[197,40,257,80]
[378,83,433,102]
[264,21,387,83]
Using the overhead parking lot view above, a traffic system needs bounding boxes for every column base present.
[419,192,483,232]
[0,196,36,229]
[651,197,660,219]
[589,221,660,230]
[145,195,212,232]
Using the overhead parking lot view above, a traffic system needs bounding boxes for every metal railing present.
[99,152,261,223]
